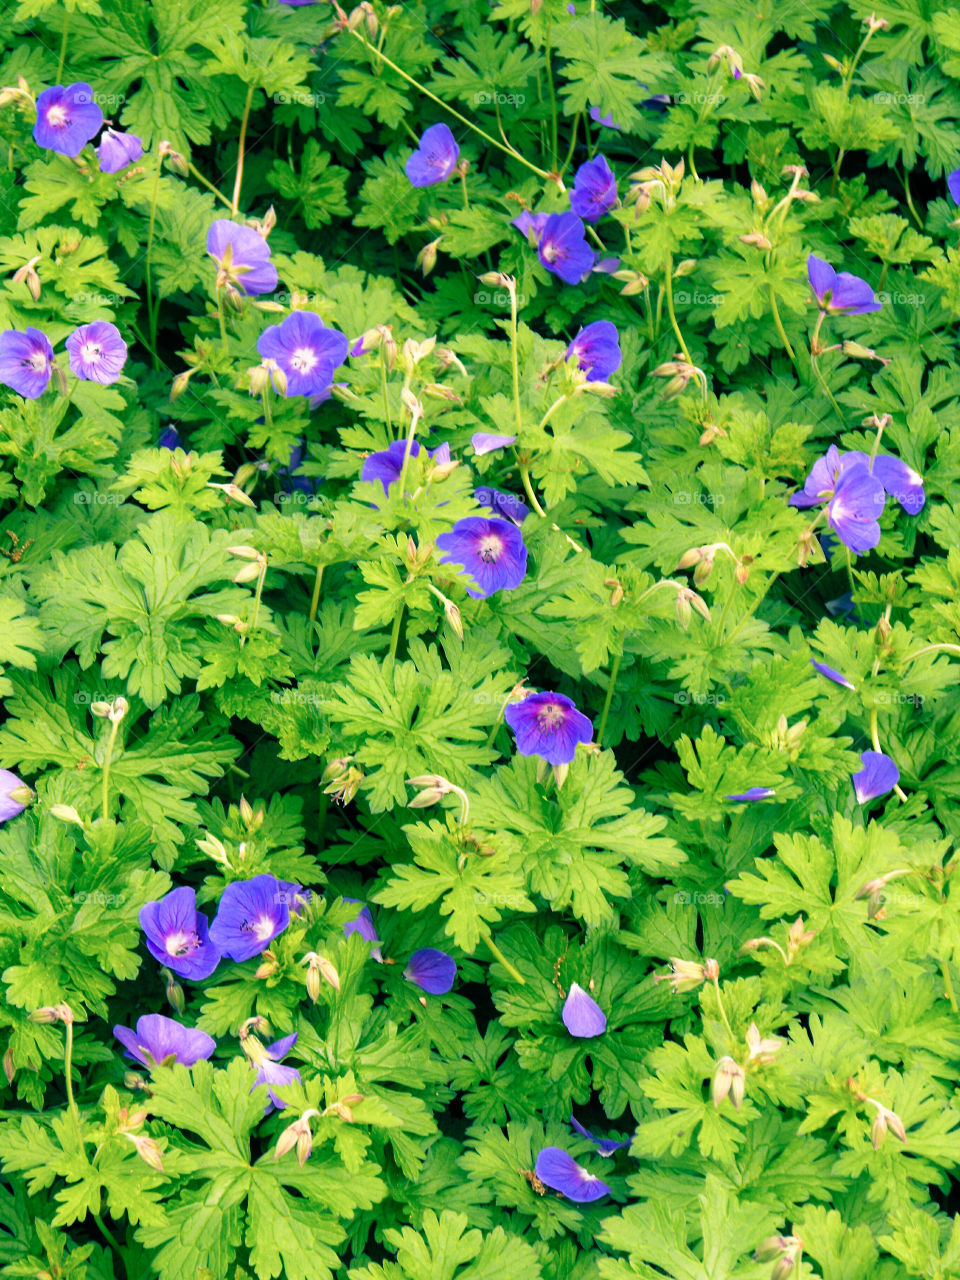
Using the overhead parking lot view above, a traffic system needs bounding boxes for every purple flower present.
[361,440,421,495]
[562,983,606,1038]
[65,321,127,384]
[33,84,103,157]
[790,446,886,553]
[404,948,456,994]
[257,311,349,399]
[475,487,529,526]
[206,219,278,297]
[512,211,550,242]
[406,123,459,187]
[0,771,28,824]
[252,1032,300,1110]
[113,1014,216,1069]
[471,432,516,456]
[868,454,925,515]
[807,255,881,315]
[948,168,960,204]
[435,516,528,599]
[537,212,594,285]
[342,899,384,962]
[589,107,623,131]
[569,1115,630,1156]
[504,692,593,766]
[853,750,900,804]
[0,328,54,399]
[158,426,180,450]
[97,128,143,173]
[724,788,776,802]
[534,1147,611,1202]
[208,874,291,962]
[810,659,856,690]
[569,155,618,222]
[566,320,621,381]
[139,887,220,981]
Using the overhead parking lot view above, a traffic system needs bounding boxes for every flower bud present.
[126,1132,165,1172]
[49,804,83,826]
[444,598,464,640]
[233,560,263,584]
[2,1047,13,1085]
[415,237,442,276]
[209,483,256,507]
[255,953,279,980]
[12,257,42,301]
[170,369,194,401]
[712,1056,746,1109]
[164,968,185,1015]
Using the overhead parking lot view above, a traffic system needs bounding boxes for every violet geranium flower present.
[158,426,180,450]
[807,255,881,315]
[97,129,143,173]
[859,453,925,516]
[589,107,623,130]
[810,659,856,690]
[33,83,103,157]
[0,328,54,399]
[0,771,29,824]
[475,487,529,526]
[534,1147,611,1202]
[436,516,528,599]
[65,321,127,384]
[208,874,291,962]
[257,311,349,399]
[724,787,776,802]
[471,432,517,456]
[404,948,457,994]
[789,446,886,553]
[206,219,278,297]
[342,899,384,962]
[250,1032,301,1110]
[113,1014,216,1069]
[948,169,960,204]
[569,155,618,222]
[504,692,593,766]
[562,983,606,1038]
[537,212,594,285]
[566,320,621,381]
[511,211,550,242]
[405,123,459,187]
[853,750,900,804]
[360,440,448,496]
[569,1115,630,1156]
[139,886,221,981]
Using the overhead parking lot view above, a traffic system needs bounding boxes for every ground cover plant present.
[1,0,960,1277]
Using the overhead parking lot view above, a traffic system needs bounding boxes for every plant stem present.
[56,10,71,80]
[711,976,735,1042]
[308,565,324,629]
[508,279,522,432]
[941,959,959,1013]
[388,605,404,660]
[663,252,692,363]
[485,935,526,985]
[349,33,559,184]
[395,404,421,502]
[543,26,558,164]
[216,287,229,349]
[869,706,908,801]
[905,643,960,662]
[379,346,393,437]
[63,1019,78,1122]
[261,382,274,437]
[186,161,233,209]
[595,647,622,746]
[460,170,470,210]
[767,285,797,364]
[144,148,163,370]
[101,719,121,822]
[231,85,256,216]
[518,465,547,517]
[249,557,268,636]
[559,111,580,176]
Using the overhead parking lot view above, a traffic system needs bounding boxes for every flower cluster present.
[0,321,127,397]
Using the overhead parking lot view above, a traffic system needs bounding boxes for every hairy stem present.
[595,647,623,746]
[231,85,256,216]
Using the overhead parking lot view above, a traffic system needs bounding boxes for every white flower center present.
[290,347,318,373]
[80,342,102,364]
[47,105,68,128]
[253,915,275,941]
[166,929,199,957]
[479,535,503,563]
[26,352,48,371]
[537,703,565,731]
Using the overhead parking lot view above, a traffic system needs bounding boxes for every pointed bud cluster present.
[754,1235,803,1280]
[162,967,186,1015]
[745,1022,784,1065]
[707,44,742,77]
[158,140,189,175]
[302,951,340,999]
[712,1056,746,1110]
[651,357,708,399]
[255,952,280,980]
[869,1098,907,1150]
[3,1046,13,1085]
[739,231,772,250]
[209,482,256,507]
[169,368,195,401]
[49,803,83,826]
[604,577,624,607]
[416,237,443,276]
[196,832,230,865]
[29,1003,74,1025]
[275,1108,320,1165]
[125,1131,165,1172]
[654,958,717,994]
[770,713,807,753]
[12,255,42,301]
[673,585,711,631]
[856,869,910,920]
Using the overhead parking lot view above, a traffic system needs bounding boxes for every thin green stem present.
[350,33,558,184]
[595,647,622,746]
[543,27,558,164]
[249,559,268,636]
[63,1019,78,1122]
[902,164,922,229]
[722,570,783,646]
[941,959,959,1013]
[56,10,71,81]
[460,169,470,210]
[485,935,526,985]
[261,382,274,437]
[395,406,421,502]
[186,161,233,209]
[308,565,324,629]
[144,148,163,370]
[664,253,692,363]
[518,465,547,518]
[101,720,121,822]
[388,605,404,661]
[231,85,256,216]
[93,1213,126,1273]
[379,346,393,438]
[508,280,522,433]
[216,287,229,350]
[711,976,735,1043]
[559,111,580,176]
[905,643,960,662]
[767,285,797,365]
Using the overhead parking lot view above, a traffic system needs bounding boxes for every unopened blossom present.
[139,886,221,981]
[810,659,856,690]
[97,128,143,173]
[65,321,127,384]
[504,692,593,766]
[0,328,54,399]
[206,219,278,296]
[569,154,618,222]
[113,1014,216,1069]
[404,948,456,994]
[436,516,527,599]
[257,311,349,399]
[209,874,291,962]
[807,254,881,314]
[534,1147,610,1202]
[569,1115,630,1155]
[33,83,103,156]
[566,320,622,380]
[724,787,776,802]
[561,983,606,1038]
[405,123,459,186]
